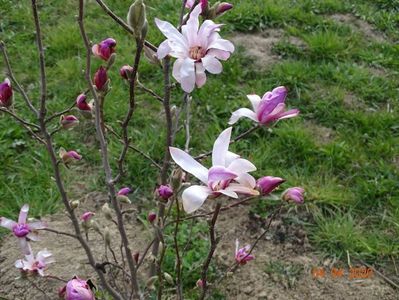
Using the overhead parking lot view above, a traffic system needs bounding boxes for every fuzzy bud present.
[215,2,233,16]
[171,168,183,191]
[104,226,111,247]
[102,203,113,220]
[106,53,117,69]
[147,212,156,223]
[59,147,82,165]
[143,45,160,65]
[158,242,164,255]
[89,220,101,233]
[60,115,79,130]
[127,0,148,39]
[70,200,80,209]
[164,272,174,285]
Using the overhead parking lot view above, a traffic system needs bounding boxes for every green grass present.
[0,0,398,296]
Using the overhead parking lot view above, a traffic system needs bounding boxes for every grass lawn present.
[0,0,398,293]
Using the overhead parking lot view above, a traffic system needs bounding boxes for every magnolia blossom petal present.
[157,40,171,59]
[169,147,208,184]
[180,58,196,93]
[225,183,259,196]
[247,94,262,112]
[15,259,24,269]
[18,204,29,224]
[198,20,221,48]
[182,4,201,46]
[276,108,300,120]
[259,102,285,124]
[155,18,188,52]
[206,49,231,61]
[228,158,256,174]
[27,232,40,241]
[0,217,17,230]
[29,221,47,230]
[172,58,185,82]
[219,189,238,198]
[208,166,237,184]
[195,62,207,87]
[212,127,232,166]
[207,38,235,53]
[182,185,212,213]
[225,151,240,166]
[236,173,257,188]
[201,55,222,74]
[228,108,257,125]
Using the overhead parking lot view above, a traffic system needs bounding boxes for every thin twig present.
[137,81,163,103]
[45,102,76,124]
[94,0,157,52]
[184,93,191,152]
[42,228,78,239]
[0,41,38,115]
[200,202,222,300]
[173,195,183,299]
[137,238,155,269]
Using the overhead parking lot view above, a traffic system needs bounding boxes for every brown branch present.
[137,81,163,103]
[42,228,78,239]
[173,195,183,299]
[78,1,141,299]
[200,202,222,300]
[94,0,157,52]
[0,41,38,115]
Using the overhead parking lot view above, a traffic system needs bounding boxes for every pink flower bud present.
[118,187,132,196]
[256,176,285,195]
[59,277,95,300]
[92,38,116,61]
[196,279,204,288]
[60,148,82,165]
[133,252,139,264]
[94,66,108,91]
[282,187,305,204]
[235,239,254,265]
[76,93,91,111]
[147,212,156,223]
[0,78,13,107]
[81,212,95,222]
[216,2,233,16]
[186,0,208,11]
[60,115,79,130]
[119,65,134,80]
[157,185,173,200]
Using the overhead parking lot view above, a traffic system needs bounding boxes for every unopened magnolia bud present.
[157,185,173,201]
[158,242,164,255]
[127,0,147,39]
[70,200,80,209]
[119,65,134,80]
[59,147,82,165]
[92,38,116,61]
[90,220,101,233]
[282,187,305,204]
[106,53,117,69]
[164,272,174,285]
[117,195,131,204]
[146,276,158,289]
[94,66,108,91]
[215,2,233,16]
[0,78,13,107]
[171,168,183,191]
[143,45,160,65]
[60,115,79,130]
[102,203,113,220]
[147,212,156,223]
[104,226,111,247]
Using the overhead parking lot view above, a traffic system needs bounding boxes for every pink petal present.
[236,173,257,189]
[225,151,240,167]
[172,58,185,82]
[18,204,29,224]
[259,102,285,124]
[155,18,188,51]
[228,108,257,125]
[228,158,256,174]
[182,4,201,46]
[27,232,40,241]
[182,185,212,213]
[212,127,232,166]
[0,217,17,230]
[201,55,222,74]
[195,62,207,87]
[157,40,171,59]
[169,147,208,184]
[208,166,237,183]
[276,108,300,120]
[207,38,235,53]
[29,221,47,230]
[91,44,100,57]
[180,58,196,93]
[206,49,231,61]
[198,20,221,48]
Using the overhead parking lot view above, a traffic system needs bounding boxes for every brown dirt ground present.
[0,195,396,299]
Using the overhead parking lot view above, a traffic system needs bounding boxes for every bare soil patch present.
[329,14,387,43]
[304,121,335,145]
[0,196,396,299]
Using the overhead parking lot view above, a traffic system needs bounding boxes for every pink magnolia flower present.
[155,4,234,92]
[229,86,300,126]
[257,176,285,195]
[119,65,134,80]
[15,244,54,276]
[81,212,95,222]
[186,0,208,10]
[282,187,305,204]
[215,2,233,16]
[0,204,47,254]
[92,38,116,61]
[59,277,95,300]
[60,115,79,130]
[170,127,259,213]
[117,187,132,196]
[235,239,254,265]
[94,66,108,91]
[157,185,173,200]
[0,78,13,107]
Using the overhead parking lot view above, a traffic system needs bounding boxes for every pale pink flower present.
[282,187,305,204]
[59,277,95,300]
[229,86,300,126]
[81,212,95,222]
[170,127,259,213]
[256,176,285,195]
[92,38,116,61]
[155,4,234,92]
[0,78,13,107]
[15,244,54,276]
[0,204,47,254]
[235,239,254,265]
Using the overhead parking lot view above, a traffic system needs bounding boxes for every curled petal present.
[182,185,212,213]
[228,158,256,174]
[247,94,262,112]
[212,127,232,167]
[157,40,171,59]
[18,204,29,224]
[229,108,257,125]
